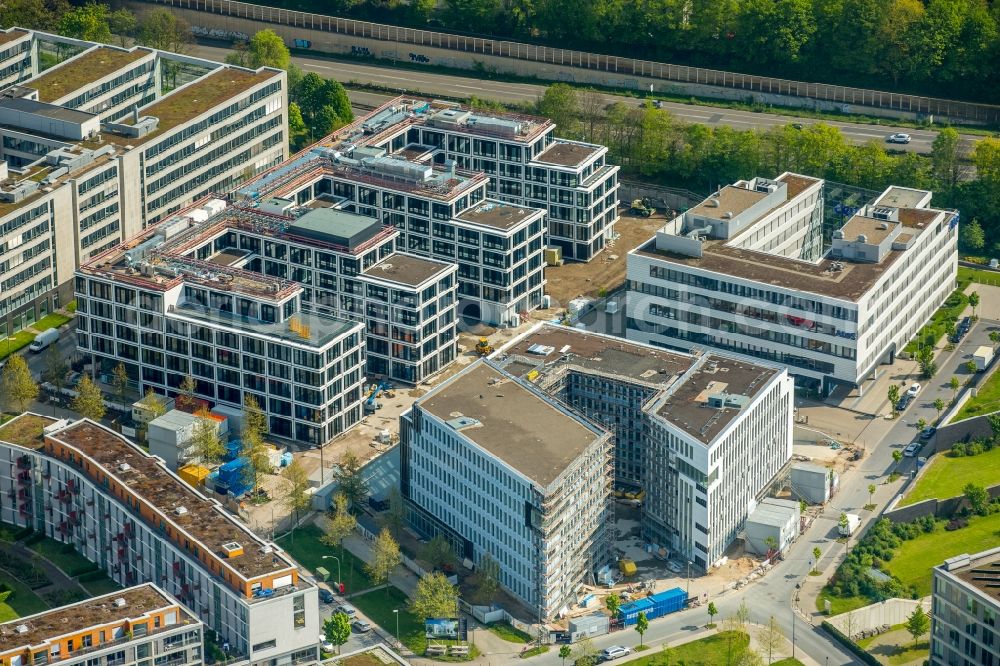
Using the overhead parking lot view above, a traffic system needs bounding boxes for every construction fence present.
[139,0,1000,124]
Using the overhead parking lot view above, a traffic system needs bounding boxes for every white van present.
[28,328,59,353]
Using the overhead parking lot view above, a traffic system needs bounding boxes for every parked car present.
[335,603,357,618]
[28,328,59,353]
[906,383,921,397]
[919,427,937,441]
[903,441,922,457]
[959,316,972,332]
[318,588,334,604]
[917,456,928,468]
[319,637,334,653]
[886,133,912,144]
[351,620,372,633]
[897,395,912,411]
[599,646,631,661]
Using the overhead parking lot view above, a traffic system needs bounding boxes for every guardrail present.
[140,0,1000,123]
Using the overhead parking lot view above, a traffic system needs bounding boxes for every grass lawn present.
[816,593,872,616]
[886,513,1000,596]
[903,287,968,354]
[28,539,96,576]
[632,631,749,665]
[0,331,36,360]
[959,266,1000,288]
[79,574,122,596]
[771,660,805,666]
[276,524,375,592]
[952,367,1000,421]
[857,626,928,666]
[487,621,531,643]
[521,645,548,657]
[32,313,72,332]
[0,574,48,621]
[900,446,1000,505]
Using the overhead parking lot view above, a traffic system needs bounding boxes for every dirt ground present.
[544,208,664,305]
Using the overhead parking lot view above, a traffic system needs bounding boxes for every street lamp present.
[321,555,342,588]
[793,583,801,659]
[392,609,400,648]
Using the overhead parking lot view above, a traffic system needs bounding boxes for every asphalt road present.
[189,43,980,156]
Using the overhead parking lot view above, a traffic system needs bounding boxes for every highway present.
[189,43,980,156]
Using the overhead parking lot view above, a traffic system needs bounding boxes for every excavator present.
[475,337,494,356]
[630,198,655,217]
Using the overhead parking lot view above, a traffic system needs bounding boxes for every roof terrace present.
[45,419,297,581]
[362,254,454,288]
[457,200,543,231]
[27,46,152,103]
[0,413,58,449]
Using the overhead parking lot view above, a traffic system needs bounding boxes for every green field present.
[0,331,36,360]
[79,574,122,596]
[27,539,97,576]
[0,575,48,622]
[900,446,1000,505]
[631,631,750,665]
[887,513,1000,596]
[486,621,531,643]
[32,313,72,332]
[275,524,375,593]
[816,593,873,616]
[958,266,1000,288]
[952,366,1000,421]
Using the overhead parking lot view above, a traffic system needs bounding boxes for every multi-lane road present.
[189,43,980,156]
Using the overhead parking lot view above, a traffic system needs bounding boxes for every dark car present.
[897,395,912,411]
[960,316,972,331]
[318,588,334,604]
[919,427,937,441]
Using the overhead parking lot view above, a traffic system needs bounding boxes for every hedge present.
[820,620,880,666]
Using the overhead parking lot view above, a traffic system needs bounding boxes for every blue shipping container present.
[618,588,688,625]
[223,440,242,462]
[649,588,687,614]
[618,598,654,626]
[218,457,249,485]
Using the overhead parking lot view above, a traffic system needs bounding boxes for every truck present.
[974,345,994,371]
[28,328,59,353]
[838,513,861,537]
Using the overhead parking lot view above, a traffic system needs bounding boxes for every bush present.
[946,518,968,531]
[77,569,110,582]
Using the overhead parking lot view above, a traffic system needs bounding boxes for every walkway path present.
[0,538,87,603]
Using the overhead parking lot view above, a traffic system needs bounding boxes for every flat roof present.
[0,413,58,449]
[875,186,930,209]
[46,419,296,579]
[362,254,454,288]
[839,214,896,244]
[27,47,152,103]
[418,362,604,488]
[457,200,541,231]
[173,303,359,348]
[941,548,1000,603]
[688,185,767,221]
[288,207,383,249]
[533,141,601,168]
[115,68,277,145]
[0,96,95,123]
[0,584,194,656]
[0,29,28,46]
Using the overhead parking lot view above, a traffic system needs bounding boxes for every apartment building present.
[74,200,367,445]
[0,584,203,666]
[930,549,1000,666]
[492,324,793,569]
[625,174,958,393]
[0,414,320,665]
[400,361,614,619]
[238,107,549,326]
[0,27,286,344]
[352,98,620,262]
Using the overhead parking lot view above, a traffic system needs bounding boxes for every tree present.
[987,411,1000,441]
[0,0,68,31]
[966,360,979,374]
[141,388,167,420]
[380,486,405,540]
[572,637,597,666]
[969,291,980,318]
[410,572,459,619]
[58,2,112,43]
[71,374,105,421]
[559,644,572,665]
[756,615,783,664]
[288,102,309,152]
[335,449,369,509]
[931,127,962,193]
[137,8,191,53]
[366,528,401,593]
[963,482,990,516]
[904,605,930,647]
[916,417,927,432]
[933,398,946,420]
[176,374,197,412]
[323,612,351,654]
[227,30,291,70]
[419,534,457,572]
[474,553,500,604]
[887,384,901,415]
[707,601,718,626]
[241,394,270,492]
[537,84,580,137]
[991,330,1000,350]
[605,592,621,618]
[635,611,649,646]
[867,483,877,507]
[892,449,903,471]
[111,362,129,407]
[41,346,68,394]
[190,411,225,464]
[839,512,850,533]
[960,218,986,253]
[281,459,312,527]
[917,346,937,379]
[950,376,961,400]
[109,9,137,47]
[321,493,357,583]
[292,73,353,139]
[1,355,38,412]
[763,535,778,555]
[735,600,751,630]
[812,546,822,573]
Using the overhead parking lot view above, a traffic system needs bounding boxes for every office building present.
[0,28,286,344]
[0,414,320,666]
[343,97,620,262]
[491,324,793,569]
[0,584,202,666]
[401,361,614,619]
[625,175,958,393]
[930,549,1000,666]
[238,102,549,326]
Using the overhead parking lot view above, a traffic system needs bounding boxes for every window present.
[292,594,305,628]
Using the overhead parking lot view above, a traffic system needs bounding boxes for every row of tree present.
[265,0,1000,101]
[534,84,1000,254]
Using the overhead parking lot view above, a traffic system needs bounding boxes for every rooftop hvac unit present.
[113,597,127,608]
[174,506,188,516]
[118,463,131,473]
[871,207,895,220]
[755,180,778,193]
[15,625,28,634]
[365,156,433,182]
[468,115,522,136]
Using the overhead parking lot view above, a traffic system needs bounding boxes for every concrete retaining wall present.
[826,598,931,636]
